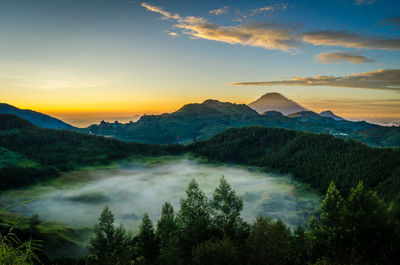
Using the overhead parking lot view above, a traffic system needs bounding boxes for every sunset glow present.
[1,0,399,126]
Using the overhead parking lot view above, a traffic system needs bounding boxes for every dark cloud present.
[303,30,400,50]
[382,16,400,29]
[229,68,400,91]
[315,51,374,63]
[354,0,376,5]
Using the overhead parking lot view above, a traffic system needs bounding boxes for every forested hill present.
[0,103,74,129]
[187,126,400,202]
[0,114,173,190]
[1,114,400,204]
[82,99,400,147]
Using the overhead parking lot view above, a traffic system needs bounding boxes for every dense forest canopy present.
[187,127,400,202]
[1,113,400,265]
[1,114,399,203]
[2,178,399,265]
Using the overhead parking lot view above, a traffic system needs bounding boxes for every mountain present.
[248,92,308,115]
[0,103,74,129]
[84,100,260,144]
[320,110,345,121]
[81,98,400,147]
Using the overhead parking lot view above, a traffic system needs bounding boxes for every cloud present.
[168,32,179,36]
[142,3,400,52]
[382,16,400,29]
[303,30,400,50]
[355,0,376,5]
[142,2,301,51]
[315,51,374,63]
[175,22,301,51]
[229,68,400,91]
[249,3,288,16]
[209,7,228,15]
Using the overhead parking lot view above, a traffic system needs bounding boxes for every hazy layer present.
[0,158,320,230]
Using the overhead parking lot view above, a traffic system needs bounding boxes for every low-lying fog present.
[0,157,320,230]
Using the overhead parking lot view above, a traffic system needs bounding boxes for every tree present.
[290,226,310,265]
[211,176,246,241]
[246,217,292,265]
[156,202,176,244]
[135,213,158,264]
[192,238,239,265]
[311,182,400,265]
[176,179,212,262]
[340,182,399,265]
[310,181,345,261]
[88,206,127,265]
[156,202,179,265]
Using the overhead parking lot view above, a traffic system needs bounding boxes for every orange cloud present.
[142,2,301,51]
[142,3,400,52]
[209,7,228,15]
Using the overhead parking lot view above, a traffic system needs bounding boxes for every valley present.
[0,157,320,257]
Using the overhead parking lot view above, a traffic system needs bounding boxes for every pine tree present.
[156,202,179,265]
[176,179,212,262]
[136,213,158,264]
[88,206,127,265]
[211,176,245,240]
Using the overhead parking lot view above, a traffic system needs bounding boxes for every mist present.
[0,158,320,231]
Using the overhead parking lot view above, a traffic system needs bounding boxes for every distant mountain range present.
[2,93,399,147]
[0,103,74,129]
[81,96,399,147]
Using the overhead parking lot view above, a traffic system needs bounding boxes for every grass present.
[0,212,91,259]
[0,147,38,169]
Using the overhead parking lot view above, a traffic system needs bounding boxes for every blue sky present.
[0,0,399,126]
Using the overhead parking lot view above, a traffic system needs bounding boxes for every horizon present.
[3,91,399,127]
[1,0,399,126]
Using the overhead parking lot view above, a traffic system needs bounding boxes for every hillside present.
[82,99,400,147]
[0,103,74,129]
[0,114,171,190]
[2,114,399,203]
[187,126,400,202]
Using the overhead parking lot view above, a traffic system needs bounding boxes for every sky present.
[0,0,399,126]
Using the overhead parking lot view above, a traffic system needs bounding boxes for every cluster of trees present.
[188,126,400,202]
[81,178,400,265]
[2,115,400,205]
[0,114,178,190]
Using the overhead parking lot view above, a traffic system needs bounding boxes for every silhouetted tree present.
[135,213,158,264]
[192,238,239,265]
[88,206,127,265]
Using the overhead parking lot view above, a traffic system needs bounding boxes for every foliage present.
[134,214,158,264]
[310,182,400,265]
[192,238,239,265]
[0,204,41,265]
[246,217,292,265]
[0,114,177,190]
[87,207,128,265]
[188,126,400,202]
